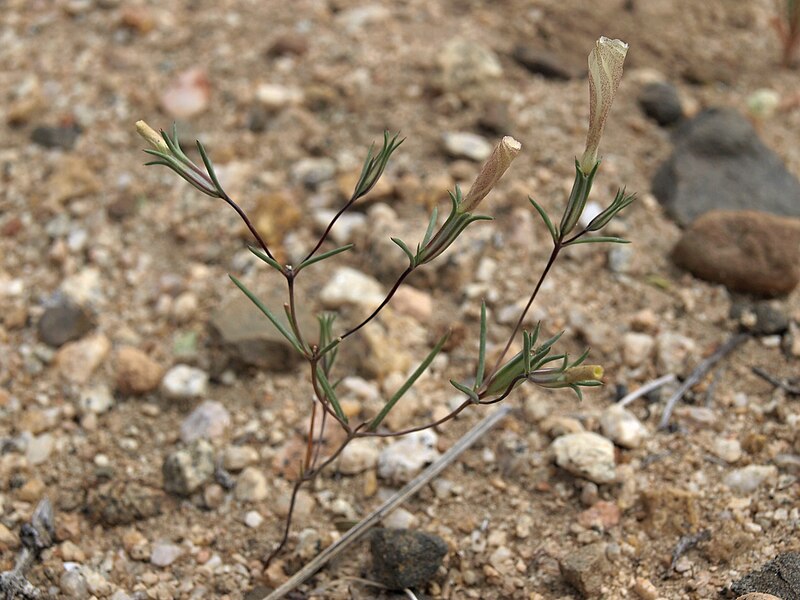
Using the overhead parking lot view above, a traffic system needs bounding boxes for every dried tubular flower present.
[460,136,522,213]
[580,37,628,173]
[136,120,169,154]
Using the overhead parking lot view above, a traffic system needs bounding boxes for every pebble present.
[244,510,263,528]
[291,157,337,188]
[26,433,54,465]
[234,467,269,502]
[115,346,163,395]
[209,294,304,374]
[577,501,621,530]
[512,45,575,80]
[633,577,660,600]
[712,438,742,463]
[60,569,89,598]
[222,445,259,472]
[274,489,315,518]
[672,210,800,296]
[724,465,778,495]
[656,332,696,374]
[551,432,617,484]
[266,33,308,57]
[161,364,209,400]
[160,67,210,118]
[638,81,684,126]
[320,267,385,310]
[370,528,448,590]
[162,440,215,496]
[19,477,45,502]
[378,430,441,484]
[31,123,82,150]
[381,507,418,530]
[391,285,433,323]
[438,39,502,92]
[49,157,100,205]
[78,384,114,415]
[622,332,656,368]
[37,301,94,347]
[442,132,493,162]
[559,542,610,596]
[337,438,380,475]
[203,483,225,510]
[180,400,230,443]
[0,523,19,549]
[171,291,198,323]
[55,334,111,384]
[150,541,183,567]
[256,83,304,109]
[600,405,649,449]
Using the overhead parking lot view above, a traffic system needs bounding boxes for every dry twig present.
[658,333,749,430]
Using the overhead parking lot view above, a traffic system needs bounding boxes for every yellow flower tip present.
[460,135,522,213]
[136,120,169,153]
[564,364,604,384]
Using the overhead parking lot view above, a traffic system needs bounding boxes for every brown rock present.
[49,156,101,204]
[577,501,621,531]
[672,210,800,296]
[735,594,782,600]
[115,347,163,395]
[642,486,699,537]
[559,542,610,597]
[86,481,165,526]
[55,334,111,384]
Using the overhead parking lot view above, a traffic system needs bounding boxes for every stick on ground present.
[262,405,513,600]
[658,333,749,430]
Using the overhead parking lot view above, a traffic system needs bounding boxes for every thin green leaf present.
[248,245,284,272]
[229,275,304,354]
[475,301,487,388]
[391,237,416,267]
[196,140,223,194]
[522,330,532,374]
[296,244,354,272]
[316,367,348,423]
[529,197,559,243]
[450,379,480,403]
[368,332,449,431]
[570,384,584,402]
[565,236,630,245]
[570,348,591,368]
[421,205,439,249]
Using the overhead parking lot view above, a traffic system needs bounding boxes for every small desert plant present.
[137,36,632,567]
[772,0,800,66]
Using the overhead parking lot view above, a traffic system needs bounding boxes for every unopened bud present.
[460,136,521,213]
[136,120,169,154]
[579,37,628,173]
[563,365,604,384]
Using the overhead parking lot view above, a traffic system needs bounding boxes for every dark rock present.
[86,481,164,525]
[638,82,683,126]
[246,105,269,133]
[370,528,448,590]
[731,300,790,335]
[652,108,800,226]
[30,124,81,150]
[266,33,309,57]
[208,294,307,375]
[512,45,575,80]
[37,301,94,347]
[162,439,215,497]
[671,210,800,297]
[731,552,800,599]
[559,542,610,597]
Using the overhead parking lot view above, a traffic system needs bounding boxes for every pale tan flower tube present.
[136,120,169,154]
[579,37,628,173]
[460,135,522,213]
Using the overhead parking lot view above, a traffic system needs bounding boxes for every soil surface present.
[1,1,799,599]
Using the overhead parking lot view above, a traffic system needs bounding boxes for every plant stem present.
[338,266,414,342]
[481,244,561,390]
[220,191,277,262]
[302,196,358,264]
